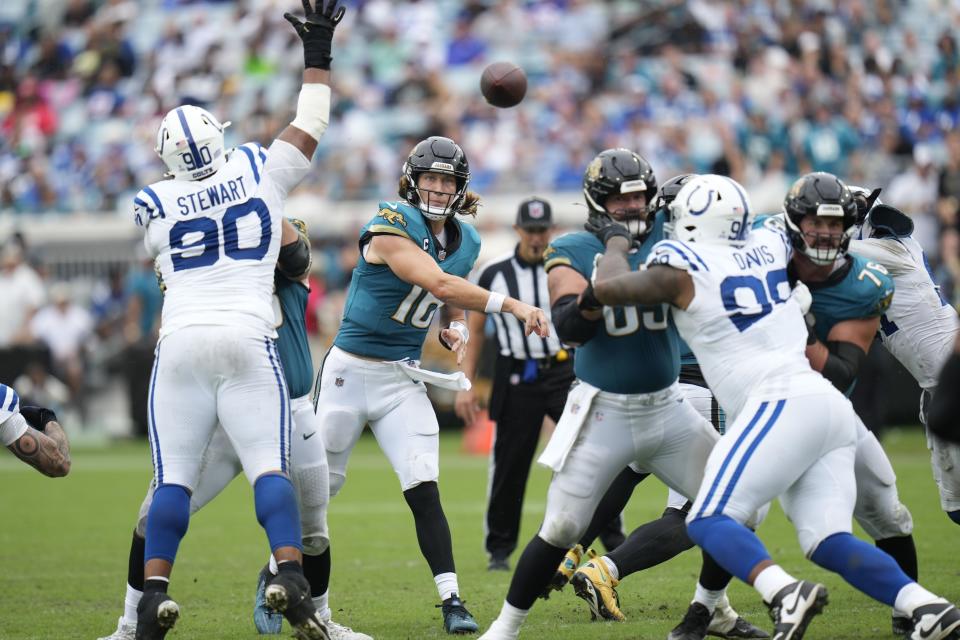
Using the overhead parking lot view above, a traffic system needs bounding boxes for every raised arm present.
[367,234,549,338]
[277,0,344,159]
[592,234,693,308]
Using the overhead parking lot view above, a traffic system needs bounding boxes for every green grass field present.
[0,427,958,640]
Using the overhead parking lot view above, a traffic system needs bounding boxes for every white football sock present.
[753,565,795,603]
[693,582,726,614]
[493,601,528,632]
[435,572,460,602]
[601,556,619,581]
[123,584,143,624]
[895,582,941,616]
[313,591,331,621]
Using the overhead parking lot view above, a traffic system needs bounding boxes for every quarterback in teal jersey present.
[480,151,761,640]
[314,136,548,635]
[781,172,920,637]
[97,220,371,640]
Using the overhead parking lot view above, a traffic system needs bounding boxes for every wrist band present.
[291,83,331,142]
[485,292,505,314]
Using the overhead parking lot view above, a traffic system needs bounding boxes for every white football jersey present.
[134,140,310,338]
[645,225,828,419]
[849,234,959,389]
[0,384,26,446]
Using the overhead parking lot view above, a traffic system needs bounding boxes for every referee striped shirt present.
[472,246,563,360]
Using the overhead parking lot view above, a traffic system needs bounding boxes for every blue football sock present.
[254,473,302,552]
[144,483,191,564]
[686,514,770,583]
[810,532,911,606]
[947,510,960,526]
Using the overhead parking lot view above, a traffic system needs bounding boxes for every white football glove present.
[792,281,812,315]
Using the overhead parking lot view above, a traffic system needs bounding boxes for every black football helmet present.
[653,173,694,213]
[783,172,858,265]
[583,148,657,238]
[402,136,471,220]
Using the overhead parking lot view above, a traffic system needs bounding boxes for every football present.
[480,61,527,108]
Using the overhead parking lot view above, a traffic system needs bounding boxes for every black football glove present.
[19,406,58,432]
[584,213,632,247]
[284,0,345,70]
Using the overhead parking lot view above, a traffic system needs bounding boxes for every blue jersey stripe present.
[239,145,261,184]
[658,242,700,271]
[265,338,288,473]
[7,389,18,412]
[672,239,710,271]
[272,340,292,463]
[0,385,7,410]
[695,401,769,519]
[176,108,206,170]
[257,145,267,165]
[712,399,786,515]
[148,345,163,483]
[142,186,165,219]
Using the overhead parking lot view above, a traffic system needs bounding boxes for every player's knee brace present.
[254,473,303,552]
[144,483,192,563]
[539,511,587,549]
[301,534,329,556]
[948,509,960,526]
[328,472,346,498]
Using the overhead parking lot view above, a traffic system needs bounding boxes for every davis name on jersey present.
[543,211,679,394]
[647,225,827,418]
[134,142,285,339]
[334,201,481,361]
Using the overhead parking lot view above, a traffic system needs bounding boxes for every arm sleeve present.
[552,293,602,345]
[262,139,312,199]
[820,340,866,394]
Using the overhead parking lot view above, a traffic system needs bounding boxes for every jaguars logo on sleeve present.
[807,254,896,343]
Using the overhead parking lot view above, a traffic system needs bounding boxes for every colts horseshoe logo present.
[685,185,717,216]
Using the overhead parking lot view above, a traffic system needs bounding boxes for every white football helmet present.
[665,174,753,246]
[155,105,231,181]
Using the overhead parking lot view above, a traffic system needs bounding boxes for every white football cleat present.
[97,617,136,640]
[325,619,373,640]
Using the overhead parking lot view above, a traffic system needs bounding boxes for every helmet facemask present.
[783,173,858,264]
[582,149,657,241]
[401,136,471,221]
[785,205,855,265]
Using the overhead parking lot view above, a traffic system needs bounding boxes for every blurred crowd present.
[3,0,960,430]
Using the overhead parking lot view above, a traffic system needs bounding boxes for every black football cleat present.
[265,570,330,640]
[668,602,712,640]
[439,593,479,634]
[135,591,180,640]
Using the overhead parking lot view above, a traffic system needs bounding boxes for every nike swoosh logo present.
[783,588,810,617]
[302,432,317,440]
[386,202,398,210]
[916,617,949,639]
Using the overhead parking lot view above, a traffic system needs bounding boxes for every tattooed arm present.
[7,420,71,477]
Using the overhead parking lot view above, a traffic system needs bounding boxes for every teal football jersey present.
[543,213,679,394]
[335,201,481,361]
[807,253,894,343]
[275,273,313,399]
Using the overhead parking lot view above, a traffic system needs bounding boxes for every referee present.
[455,198,621,571]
